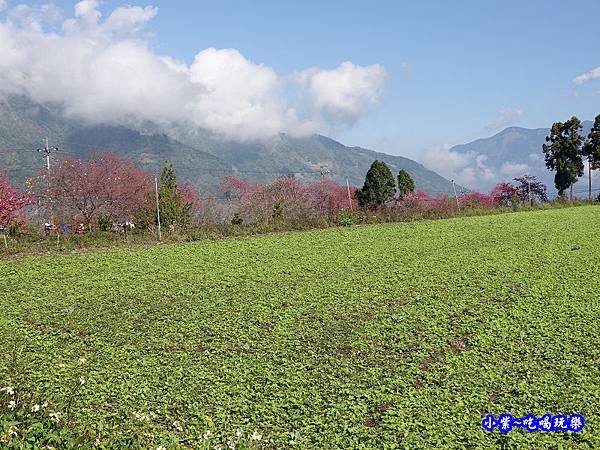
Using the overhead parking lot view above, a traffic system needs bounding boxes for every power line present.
[573,187,600,194]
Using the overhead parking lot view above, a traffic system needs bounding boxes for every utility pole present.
[346,177,353,211]
[589,158,592,201]
[452,180,460,210]
[570,184,573,202]
[154,175,162,242]
[37,138,58,227]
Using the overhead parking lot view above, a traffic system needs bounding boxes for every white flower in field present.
[172,422,183,432]
[289,430,300,445]
[203,430,212,440]
[227,438,235,449]
[49,411,61,423]
[78,357,87,364]
[236,429,243,438]
[251,431,262,441]
[58,363,66,369]
[7,425,18,437]
[31,404,41,412]
[156,446,166,450]
[7,400,17,410]
[1,386,14,396]
[133,411,149,422]
[42,401,48,408]
[79,377,86,385]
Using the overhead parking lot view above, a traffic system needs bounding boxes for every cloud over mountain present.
[0,1,386,140]
[422,144,498,187]
[421,123,594,194]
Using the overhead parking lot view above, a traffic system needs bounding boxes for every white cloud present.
[186,48,310,139]
[500,162,530,177]
[485,105,524,132]
[0,1,7,12]
[105,5,158,33]
[422,144,499,188]
[295,61,386,126]
[74,0,99,19]
[422,143,540,191]
[421,141,515,190]
[0,1,386,140]
[573,67,600,86]
[6,3,61,30]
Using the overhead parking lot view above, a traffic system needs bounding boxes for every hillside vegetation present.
[0,95,457,195]
[1,207,599,448]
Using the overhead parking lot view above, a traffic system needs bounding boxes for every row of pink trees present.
[220,176,352,224]
[217,175,537,225]
[5,152,550,235]
[392,179,546,216]
[393,191,497,215]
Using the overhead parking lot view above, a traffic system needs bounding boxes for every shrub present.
[231,213,244,225]
[460,192,495,209]
[97,214,112,232]
[336,209,364,226]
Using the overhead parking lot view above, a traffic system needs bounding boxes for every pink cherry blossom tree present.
[0,171,30,230]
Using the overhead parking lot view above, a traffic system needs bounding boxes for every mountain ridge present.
[436,121,595,194]
[0,95,458,195]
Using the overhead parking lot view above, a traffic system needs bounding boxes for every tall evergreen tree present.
[397,169,415,200]
[582,115,600,200]
[583,114,600,170]
[542,117,584,198]
[158,161,192,228]
[357,160,396,207]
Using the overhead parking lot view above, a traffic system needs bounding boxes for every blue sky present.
[121,0,600,156]
[2,0,600,161]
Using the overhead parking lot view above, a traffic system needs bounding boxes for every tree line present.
[0,152,516,242]
[543,114,600,199]
[2,115,599,243]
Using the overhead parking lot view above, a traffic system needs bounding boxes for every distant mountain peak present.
[436,121,596,194]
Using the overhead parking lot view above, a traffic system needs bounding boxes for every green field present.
[1,206,599,449]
